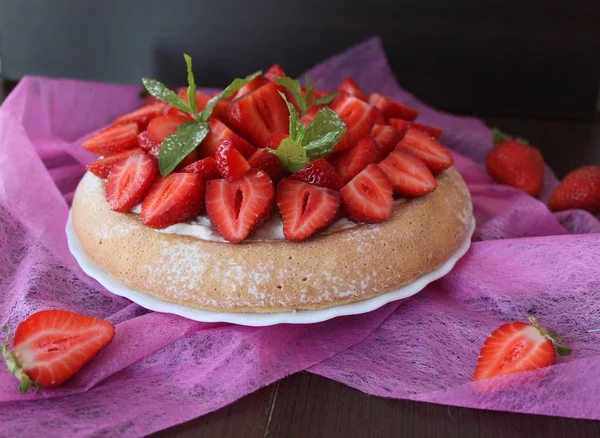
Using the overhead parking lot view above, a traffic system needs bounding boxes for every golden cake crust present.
[72,167,473,312]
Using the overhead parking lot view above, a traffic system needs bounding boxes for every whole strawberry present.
[549,166,600,214]
[485,128,544,197]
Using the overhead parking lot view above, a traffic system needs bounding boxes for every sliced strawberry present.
[277,179,341,241]
[290,158,343,191]
[373,107,386,125]
[140,173,204,229]
[266,132,289,149]
[396,128,454,174]
[147,114,190,143]
[114,102,167,128]
[207,94,232,121]
[410,122,443,140]
[340,164,393,223]
[205,169,275,242]
[137,130,159,152]
[265,64,287,81]
[198,119,255,159]
[387,118,409,138]
[226,82,290,148]
[87,148,145,179]
[301,105,321,127]
[473,318,570,382]
[233,75,269,99]
[330,95,377,152]
[181,157,221,181]
[106,154,158,212]
[371,124,401,154]
[248,148,287,184]
[338,78,367,101]
[2,309,114,391]
[82,123,140,156]
[215,140,251,181]
[378,148,437,196]
[369,93,418,121]
[333,136,385,184]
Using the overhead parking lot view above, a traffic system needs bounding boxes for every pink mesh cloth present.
[0,38,599,437]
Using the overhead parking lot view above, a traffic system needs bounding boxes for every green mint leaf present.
[158,122,209,176]
[142,78,190,113]
[274,77,308,115]
[200,71,262,122]
[183,54,199,119]
[269,138,309,173]
[312,92,337,106]
[302,107,346,160]
[278,91,305,142]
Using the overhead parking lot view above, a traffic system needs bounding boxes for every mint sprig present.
[142,54,261,176]
[269,93,346,172]
[274,76,336,116]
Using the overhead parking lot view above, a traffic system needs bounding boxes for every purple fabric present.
[0,37,599,437]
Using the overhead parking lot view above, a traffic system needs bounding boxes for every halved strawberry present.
[368,93,418,121]
[387,118,409,138]
[330,95,377,152]
[147,114,190,143]
[410,122,442,140]
[137,130,159,152]
[396,128,454,174]
[248,148,287,184]
[226,81,290,148]
[114,102,167,128]
[371,124,401,154]
[389,121,442,139]
[82,123,140,156]
[106,154,158,212]
[277,179,341,241]
[87,148,145,179]
[265,64,287,81]
[473,318,571,382]
[233,75,269,99]
[333,136,385,184]
[140,173,204,229]
[181,157,221,181]
[205,169,274,242]
[198,119,255,158]
[2,309,114,392]
[215,140,251,181]
[373,107,386,125]
[378,148,437,196]
[340,164,393,223]
[266,132,289,149]
[338,78,367,101]
[290,158,343,191]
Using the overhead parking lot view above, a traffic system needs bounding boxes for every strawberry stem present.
[527,317,572,357]
[491,127,529,145]
[1,326,40,394]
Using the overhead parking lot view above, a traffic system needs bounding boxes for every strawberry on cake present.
[72,56,473,312]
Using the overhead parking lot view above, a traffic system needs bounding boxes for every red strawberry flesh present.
[82,123,140,156]
[378,148,437,196]
[340,164,393,223]
[290,158,343,191]
[277,179,341,241]
[141,173,205,229]
[106,154,158,212]
[205,169,274,242]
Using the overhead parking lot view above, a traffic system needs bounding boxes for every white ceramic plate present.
[66,213,475,326]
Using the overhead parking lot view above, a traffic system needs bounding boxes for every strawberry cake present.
[72,58,473,312]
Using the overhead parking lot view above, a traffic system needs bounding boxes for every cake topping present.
[81,56,457,242]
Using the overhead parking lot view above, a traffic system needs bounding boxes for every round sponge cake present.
[71,167,473,312]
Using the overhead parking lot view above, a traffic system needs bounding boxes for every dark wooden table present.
[2,80,599,438]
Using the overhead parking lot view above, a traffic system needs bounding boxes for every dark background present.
[1,0,599,120]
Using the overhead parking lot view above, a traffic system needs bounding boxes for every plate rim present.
[66,212,475,326]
